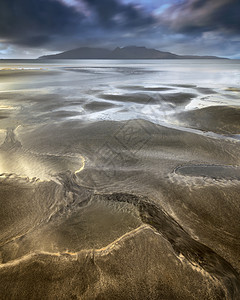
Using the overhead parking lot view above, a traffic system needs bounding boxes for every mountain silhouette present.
[39,46,224,59]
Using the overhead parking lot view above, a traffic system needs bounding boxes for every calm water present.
[0,59,240,299]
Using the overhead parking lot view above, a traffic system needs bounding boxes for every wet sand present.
[172,105,240,134]
[0,60,240,299]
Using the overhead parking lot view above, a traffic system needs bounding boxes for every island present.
[39,46,224,59]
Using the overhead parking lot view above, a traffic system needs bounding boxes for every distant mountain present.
[39,47,111,59]
[39,46,224,59]
[108,46,179,59]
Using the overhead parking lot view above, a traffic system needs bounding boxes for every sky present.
[0,0,239,58]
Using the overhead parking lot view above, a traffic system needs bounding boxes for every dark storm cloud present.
[163,0,240,35]
[0,0,85,46]
[0,0,155,48]
[83,0,154,28]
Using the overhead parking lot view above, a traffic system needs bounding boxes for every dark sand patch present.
[172,84,197,88]
[0,113,10,120]
[99,93,157,104]
[143,87,173,91]
[175,164,240,180]
[85,89,105,95]
[63,67,104,75]
[173,105,240,134]
[41,110,81,119]
[117,85,173,92]
[162,92,196,105]
[84,101,116,111]
[195,87,217,94]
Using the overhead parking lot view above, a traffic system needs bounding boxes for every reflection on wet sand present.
[0,60,240,299]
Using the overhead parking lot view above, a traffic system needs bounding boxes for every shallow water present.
[0,59,240,299]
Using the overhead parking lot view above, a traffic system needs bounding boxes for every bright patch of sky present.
[121,0,167,10]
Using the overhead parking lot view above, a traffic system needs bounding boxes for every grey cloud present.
[0,0,86,47]
[82,0,154,28]
[0,0,156,48]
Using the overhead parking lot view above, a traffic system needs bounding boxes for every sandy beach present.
[0,59,240,299]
